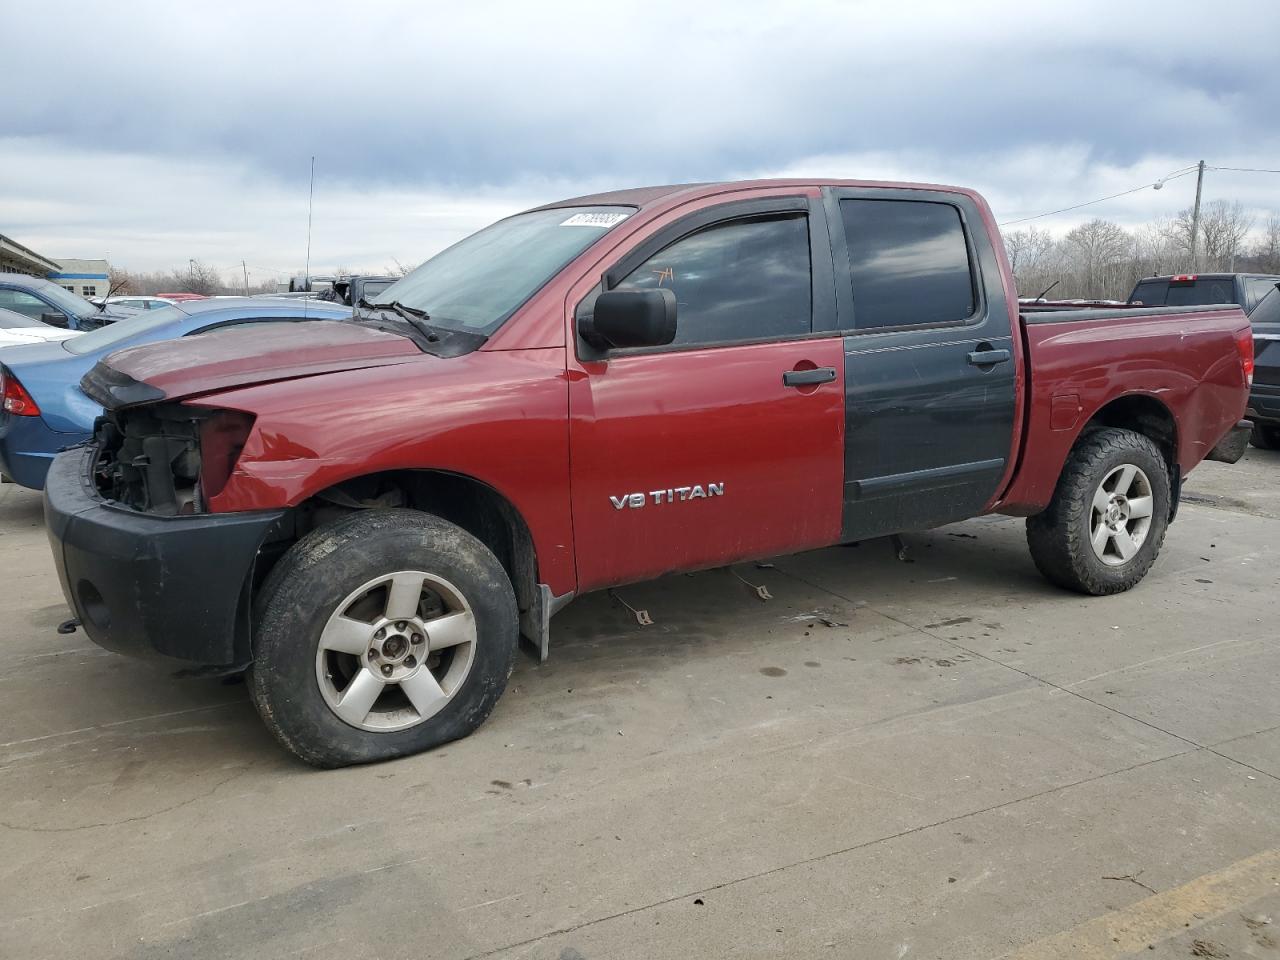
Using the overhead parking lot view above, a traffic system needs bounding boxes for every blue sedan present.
[0,297,351,489]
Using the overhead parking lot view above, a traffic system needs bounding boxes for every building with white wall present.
[49,259,110,299]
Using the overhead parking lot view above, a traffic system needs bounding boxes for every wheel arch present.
[1078,393,1179,469]
[1073,392,1180,520]
[261,468,547,657]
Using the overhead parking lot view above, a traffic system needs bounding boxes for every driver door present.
[566,192,846,592]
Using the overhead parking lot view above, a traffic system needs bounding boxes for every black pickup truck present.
[1247,285,1280,449]
[1129,273,1280,315]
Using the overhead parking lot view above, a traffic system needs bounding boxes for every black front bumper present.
[44,447,286,668]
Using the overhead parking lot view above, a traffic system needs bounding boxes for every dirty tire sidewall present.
[1026,427,1171,596]
[249,509,518,768]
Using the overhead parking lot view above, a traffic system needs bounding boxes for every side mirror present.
[41,311,69,329]
[580,289,677,350]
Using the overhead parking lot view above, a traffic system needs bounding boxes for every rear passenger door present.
[824,188,1018,541]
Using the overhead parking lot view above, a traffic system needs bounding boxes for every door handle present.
[783,367,836,387]
[967,348,1011,367]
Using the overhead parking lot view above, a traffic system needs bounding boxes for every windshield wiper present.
[360,299,439,342]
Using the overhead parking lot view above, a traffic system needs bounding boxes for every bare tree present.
[183,259,222,296]
[1251,215,1280,274]
[1062,219,1132,299]
[1167,200,1255,271]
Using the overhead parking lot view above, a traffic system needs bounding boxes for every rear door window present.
[837,199,976,330]
[613,214,812,346]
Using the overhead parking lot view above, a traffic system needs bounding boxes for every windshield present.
[372,206,634,334]
[34,281,97,319]
[63,305,184,355]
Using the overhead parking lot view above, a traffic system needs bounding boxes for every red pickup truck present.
[45,179,1254,767]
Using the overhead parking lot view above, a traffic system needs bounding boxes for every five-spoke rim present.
[1090,463,1154,566]
[315,570,477,732]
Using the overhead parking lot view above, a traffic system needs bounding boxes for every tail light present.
[197,410,256,501]
[1171,274,1198,283]
[1237,329,1255,388]
[1,367,40,417]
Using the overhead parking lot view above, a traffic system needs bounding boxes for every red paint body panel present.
[203,348,578,595]
[91,179,1252,603]
[996,307,1251,514]
[567,339,846,591]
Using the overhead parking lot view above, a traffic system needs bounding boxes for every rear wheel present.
[1250,423,1280,450]
[249,509,518,767]
[1026,428,1171,596]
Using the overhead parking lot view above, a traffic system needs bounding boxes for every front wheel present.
[249,509,519,767]
[1026,428,1171,596]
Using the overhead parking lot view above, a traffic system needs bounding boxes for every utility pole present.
[1189,159,1205,271]
[242,260,250,295]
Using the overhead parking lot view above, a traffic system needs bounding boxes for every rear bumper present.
[43,447,286,667]
[0,415,82,490]
[1247,383,1280,426]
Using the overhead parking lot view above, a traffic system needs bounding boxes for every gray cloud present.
[6,0,1279,274]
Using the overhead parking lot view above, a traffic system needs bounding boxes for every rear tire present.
[248,509,518,768]
[1026,428,1171,596]
[1250,423,1280,450]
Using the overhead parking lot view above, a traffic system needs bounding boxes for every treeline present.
[1007,201,1280,302]
[107,259,417,298]
[107,260,278,297]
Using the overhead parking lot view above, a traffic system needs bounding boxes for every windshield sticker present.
[560,212,630,228]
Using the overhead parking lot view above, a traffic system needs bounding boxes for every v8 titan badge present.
[610,483,725,510]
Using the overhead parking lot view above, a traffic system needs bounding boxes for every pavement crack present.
[0,767,249,833]
[1102,871,1158,895]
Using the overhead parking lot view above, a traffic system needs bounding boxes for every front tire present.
[1251,423,1280,450]
[1026,428,1171,596]
[248,509,518,768]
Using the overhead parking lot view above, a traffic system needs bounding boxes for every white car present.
[0,307,81,347]
[104,296,180,311]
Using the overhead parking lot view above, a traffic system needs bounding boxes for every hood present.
[81,319,423,409]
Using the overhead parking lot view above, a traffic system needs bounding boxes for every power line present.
[999,161,1280,228]
[998,167,1198,227]
[1210,166,1280,175]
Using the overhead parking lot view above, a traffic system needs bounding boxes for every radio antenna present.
[304,155,315,317]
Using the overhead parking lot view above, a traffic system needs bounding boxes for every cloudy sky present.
[6,0,1278,284]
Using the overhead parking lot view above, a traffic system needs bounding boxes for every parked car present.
[105,295,181,311]
[1246,283,1280,449]
[0,297,351,488]
[0,274,139,330]
[0,307,81,348]
[1128,273,1280,314]
[45,179,1253,767]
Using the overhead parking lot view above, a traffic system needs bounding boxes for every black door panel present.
[841,329,1015,539]
[824,187,1018,541]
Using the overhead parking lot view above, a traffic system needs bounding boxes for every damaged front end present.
[91,404,254,516]
[81,361,255,516]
